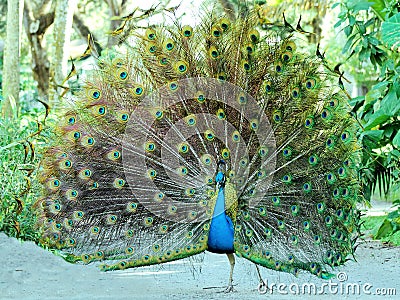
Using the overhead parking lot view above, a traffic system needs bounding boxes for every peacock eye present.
[218,73,226,81]
[135,87,143,95]
[119,71,128,80]
[178,64,186,72]
[182,25,193,38]
[159,56,168,65]
[92,91,100,99]
[68,117,75,125]
[98,106,106,115]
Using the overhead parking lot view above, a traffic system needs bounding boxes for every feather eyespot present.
[113,178,125,188]
[305,78,317,89]
[265,82,273,94]
[178,142,189,153]
[221,148,230,159]
[67,116,76,125]
[174,61,188,74]
[182,25,193,38]
[281,51,293,62]
[163,39,174,51]
[145,28,156,40]
[195,91,205,103]
[248,29,260,43]
[169,81,178,91]
[91,90,101,99]
[211,26,222,37]
[291,87,300,98]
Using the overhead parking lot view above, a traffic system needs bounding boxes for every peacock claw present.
[218,284,235,293]
[224,285,235,293]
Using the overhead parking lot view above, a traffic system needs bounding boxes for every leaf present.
[393,131,400,148]
[360,130,384,149]
[349,1,373,13]
[359,47,371,61]
[363,112,390,130]
[344,25,353,36]
[387,209,400,220]
[380,86,400,116]
[365,82,389,104]
[371,81,390,91]
[375,219,393,239]
[334,18,345,28]
[361,130,384,141]
[382,13,400,52]
[349,15,356,26]
[342,34,357,53]
[370,0,386,21]
[349,95,365,107]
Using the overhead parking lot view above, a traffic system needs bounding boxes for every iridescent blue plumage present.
[207,182,234,254]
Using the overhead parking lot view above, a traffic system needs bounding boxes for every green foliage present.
[361,213,400,246]
[336,0,400,196]
[375,199,400,238]
[0,109,50,241]
[336,0,400,240]
[381,11,400,51]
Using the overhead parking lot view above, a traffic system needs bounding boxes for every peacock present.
[33,5,363,292]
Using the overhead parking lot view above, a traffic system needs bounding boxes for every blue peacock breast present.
[207,181,235,254]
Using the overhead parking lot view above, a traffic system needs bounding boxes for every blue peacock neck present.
[207,169,235,254]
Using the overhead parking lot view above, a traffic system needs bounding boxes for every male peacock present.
[34,6,362,292]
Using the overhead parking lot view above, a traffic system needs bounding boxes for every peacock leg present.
[255,264,268,291]
[223,253,235,293]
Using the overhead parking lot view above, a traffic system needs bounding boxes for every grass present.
[0,108,50,242]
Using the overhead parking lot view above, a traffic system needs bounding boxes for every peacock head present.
[217,159,226,171]
[216,160,226,188]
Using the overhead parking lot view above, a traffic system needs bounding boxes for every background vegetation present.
[0,0,399,245]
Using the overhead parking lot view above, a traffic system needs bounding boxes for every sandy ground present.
[0,232,399,300]
[1,200,398,300]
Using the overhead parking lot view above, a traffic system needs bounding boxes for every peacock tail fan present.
[34,7,363,279]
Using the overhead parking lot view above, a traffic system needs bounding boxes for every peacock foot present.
[219,283,235,293]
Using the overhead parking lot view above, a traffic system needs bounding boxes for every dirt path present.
[0,233,398,299]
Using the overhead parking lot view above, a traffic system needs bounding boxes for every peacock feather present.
[34,7,363,291]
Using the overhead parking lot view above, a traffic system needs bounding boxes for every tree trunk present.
[48,0,77,106]
[22,2,54,101]
[106,0,123,47]
[2,0,23,118]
